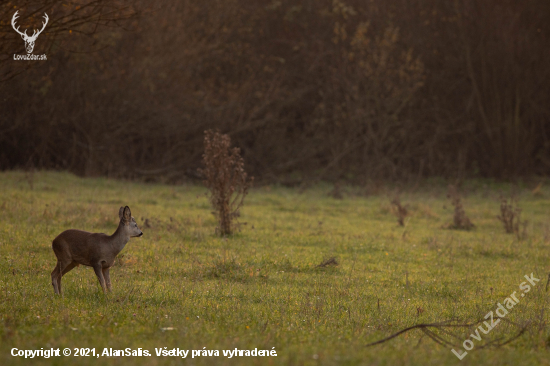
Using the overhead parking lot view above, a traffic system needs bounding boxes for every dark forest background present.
[1,0,549,183]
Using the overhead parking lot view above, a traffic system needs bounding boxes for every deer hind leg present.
[56,260,76,295]
[51,262,61,294]
[93,265,107,293]
[102,267,112,292]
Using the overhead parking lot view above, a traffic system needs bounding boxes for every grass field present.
[1,171,550,365]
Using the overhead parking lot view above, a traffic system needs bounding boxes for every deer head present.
[12,11,49,54]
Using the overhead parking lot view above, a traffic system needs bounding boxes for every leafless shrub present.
[390,196,408,226]
[497,195,527,239]
[445,185,474,230]
[317,257,338,267]
[199,130,253,236]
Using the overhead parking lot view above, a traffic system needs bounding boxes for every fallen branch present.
[365,318,529,350]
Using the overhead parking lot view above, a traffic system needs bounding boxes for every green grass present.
[1,171,550,365]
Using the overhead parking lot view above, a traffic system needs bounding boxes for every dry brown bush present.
[445,185,474,230]
[199,130,253,236]
[390,197,408,226]
[497,195,527,239]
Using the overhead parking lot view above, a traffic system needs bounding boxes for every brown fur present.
[50,206,143,294]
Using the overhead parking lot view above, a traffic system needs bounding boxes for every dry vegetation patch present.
[443,185,474,230]
[199,130,253,236]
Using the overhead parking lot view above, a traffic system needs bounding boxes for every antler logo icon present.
[12,11,49,54]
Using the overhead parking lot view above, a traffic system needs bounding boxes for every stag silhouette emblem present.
[12,11,49,54]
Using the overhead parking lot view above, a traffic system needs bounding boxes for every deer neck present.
[109,223,130,254]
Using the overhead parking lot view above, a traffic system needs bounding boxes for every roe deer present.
[51,206,143,294]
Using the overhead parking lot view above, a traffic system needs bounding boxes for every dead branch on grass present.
[365,318,529,349]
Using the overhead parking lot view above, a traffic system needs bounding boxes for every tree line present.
[1,0,549,182]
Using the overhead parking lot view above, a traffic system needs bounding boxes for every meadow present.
[1,171,550,365]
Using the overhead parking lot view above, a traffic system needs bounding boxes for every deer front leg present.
[93,265,107,293]
[102,267,112,292]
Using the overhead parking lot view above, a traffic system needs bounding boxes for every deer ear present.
[123,206,132,222]
[119,207,124,220]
